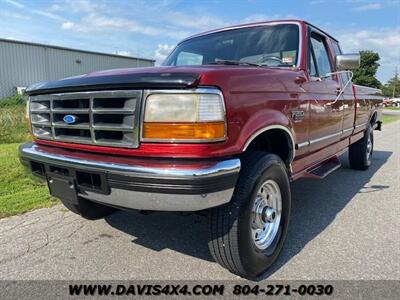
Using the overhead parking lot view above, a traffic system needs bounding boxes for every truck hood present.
[26,65,299,95]
[26,66,208,95]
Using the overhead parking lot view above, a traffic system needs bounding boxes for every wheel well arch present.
[243,125,295,168]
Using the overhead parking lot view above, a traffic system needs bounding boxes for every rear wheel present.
[349,125,373,170]
[60,196,116,220]
[208,152,291,279]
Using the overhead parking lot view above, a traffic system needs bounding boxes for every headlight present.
[142,91,226,142]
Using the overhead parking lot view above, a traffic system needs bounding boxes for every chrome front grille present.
[29,90,142,148]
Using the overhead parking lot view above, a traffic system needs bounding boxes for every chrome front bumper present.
[19,142,241,211]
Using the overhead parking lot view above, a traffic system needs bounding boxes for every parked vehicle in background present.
[19,20,383,279]
[383,98,394,107]
[383,98,400,107]
[391,98,400,107]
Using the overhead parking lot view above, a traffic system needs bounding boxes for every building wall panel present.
[0,39,154,98]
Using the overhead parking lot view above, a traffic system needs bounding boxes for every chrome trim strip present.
[309,131,342,145]
[296,123,368,148]
[19,142,240,211]
[342,127,353,134]
[355,122,368,129]
[140,87,227,143]
[82,188,235,212]
[19,142,241,179]
[297,141,309,149]
[243,125,295,163]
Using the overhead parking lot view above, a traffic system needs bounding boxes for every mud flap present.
[374,121,382,131]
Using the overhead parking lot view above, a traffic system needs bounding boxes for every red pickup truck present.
[20,20,382,279]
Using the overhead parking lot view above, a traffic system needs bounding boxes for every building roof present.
[0,38,155,62]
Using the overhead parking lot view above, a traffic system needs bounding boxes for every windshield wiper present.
[209,59,261,67]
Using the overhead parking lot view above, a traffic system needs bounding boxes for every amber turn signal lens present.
[143,122,226,141]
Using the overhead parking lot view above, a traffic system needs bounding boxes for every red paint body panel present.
[35,138,239,158]
[31,143,225,170]
[30,20,383,179]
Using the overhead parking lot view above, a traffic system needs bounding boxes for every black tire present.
[60,196,116,220]
[349,125,373,170]
[208,151,291,280]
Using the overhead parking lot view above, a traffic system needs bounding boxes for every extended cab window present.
[309,33,332,77]
[164,24,299,67]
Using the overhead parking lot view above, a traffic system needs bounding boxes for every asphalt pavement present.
[0,121,399,281]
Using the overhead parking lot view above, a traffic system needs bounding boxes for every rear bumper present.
[19,142,240,211]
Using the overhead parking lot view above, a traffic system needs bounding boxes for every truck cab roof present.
[182,19,339,44]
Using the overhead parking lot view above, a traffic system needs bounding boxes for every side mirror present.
[336,53,360,70]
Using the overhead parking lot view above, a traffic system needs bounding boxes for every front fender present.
[237,108,295,152]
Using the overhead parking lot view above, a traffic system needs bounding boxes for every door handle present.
[327,88,343,106]
[295,76,307,84]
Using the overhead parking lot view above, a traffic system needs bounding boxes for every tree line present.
[352,50,399,98]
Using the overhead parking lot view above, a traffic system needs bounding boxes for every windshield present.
[163,24,299,67]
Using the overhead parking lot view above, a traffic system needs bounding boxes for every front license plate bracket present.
[47,174,78,204]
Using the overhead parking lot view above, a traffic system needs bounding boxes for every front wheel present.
[208,152,291,279]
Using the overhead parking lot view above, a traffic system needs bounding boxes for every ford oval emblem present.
[63,115,77,124]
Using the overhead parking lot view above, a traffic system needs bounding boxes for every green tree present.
[352,50,381,88]
[381,71,400,98]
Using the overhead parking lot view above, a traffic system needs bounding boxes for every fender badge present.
[291,111,304,122]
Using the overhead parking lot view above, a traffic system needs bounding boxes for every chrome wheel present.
[251,179,282,250]
[366,133,373,161]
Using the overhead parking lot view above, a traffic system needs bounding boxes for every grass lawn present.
[384,106,400,111]
[0,105,31,143]
[0,143,57,218]
[0,95,58,218]
[381,114,400,124]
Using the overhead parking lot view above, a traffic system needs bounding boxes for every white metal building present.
[0,38,155,98]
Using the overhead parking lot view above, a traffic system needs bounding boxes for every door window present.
[309,49,318,77]
[309,33,332,77]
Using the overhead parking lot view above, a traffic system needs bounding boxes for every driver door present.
[302,31,343,154]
